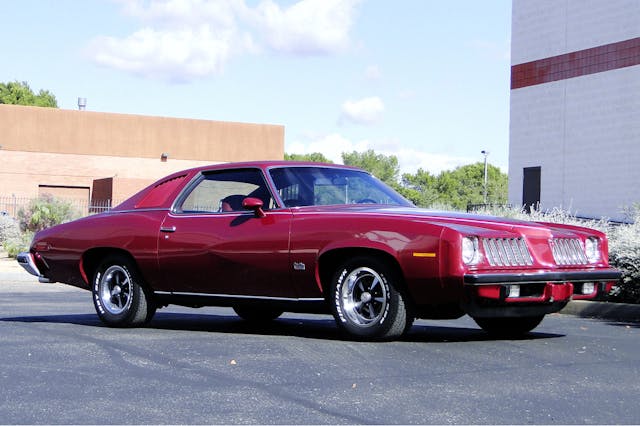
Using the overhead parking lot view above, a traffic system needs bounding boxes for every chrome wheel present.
[98,265,133,315]
[340,266,388,327]
[92,255,156,327]
[330,256,410,340]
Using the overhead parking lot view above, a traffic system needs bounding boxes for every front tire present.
[330,256,411,341]
[92,255,156,327]
[473,315,544,337]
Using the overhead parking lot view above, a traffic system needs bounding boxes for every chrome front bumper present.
[16,252,51,283]
[464,269,622,285]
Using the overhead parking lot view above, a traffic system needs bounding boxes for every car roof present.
[184,160,362,174]
[113,161,367,211]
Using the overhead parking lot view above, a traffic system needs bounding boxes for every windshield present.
[269,166,413,208]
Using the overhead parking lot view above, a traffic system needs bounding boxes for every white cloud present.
[88,0,362,81]
[287,133,369,164]
[340,96,384,125]
[286,133,477,176]
[249,0,361,55]
[89,25,237,81]
[387,148,476,176]
[118,0,239,27]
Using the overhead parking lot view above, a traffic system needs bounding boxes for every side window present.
[178,169,275,213]
[270,168,314,207]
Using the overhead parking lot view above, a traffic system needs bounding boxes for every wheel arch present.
[317,247,409,301]
[81,247,138,285]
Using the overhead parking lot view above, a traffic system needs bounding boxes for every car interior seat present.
[219,194,246,212]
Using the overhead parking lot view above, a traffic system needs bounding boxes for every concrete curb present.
[561,300,640,322]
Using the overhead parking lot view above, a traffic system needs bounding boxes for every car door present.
[157,168,294,298]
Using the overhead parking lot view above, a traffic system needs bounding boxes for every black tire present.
[92,255,156,327]
[473,315,544,337]
[330,256,411,341]
[233,305,283,322]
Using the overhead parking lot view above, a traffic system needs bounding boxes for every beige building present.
[0,104,284,214]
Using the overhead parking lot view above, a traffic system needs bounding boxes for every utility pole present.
[481,150,489,204]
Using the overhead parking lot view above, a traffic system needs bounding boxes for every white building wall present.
[509,0,640,221]
[512,0,640,64]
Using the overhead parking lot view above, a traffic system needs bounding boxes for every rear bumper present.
[16,252,51,283]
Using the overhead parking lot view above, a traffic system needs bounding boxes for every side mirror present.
[242,197,266,218]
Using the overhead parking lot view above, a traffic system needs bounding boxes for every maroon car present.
[17,161,620,340]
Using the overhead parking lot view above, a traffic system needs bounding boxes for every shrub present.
[17,194,77,233]
[2,231,33,258]
[606,207,640,303]
[0,214,21,244]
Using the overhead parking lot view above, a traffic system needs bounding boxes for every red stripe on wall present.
[511,37,640,89]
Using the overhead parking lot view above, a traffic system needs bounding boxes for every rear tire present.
[330,256,411,341]
[92,255,156,327]
[473,315,544,337]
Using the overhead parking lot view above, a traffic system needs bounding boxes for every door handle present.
[160,226,176,233]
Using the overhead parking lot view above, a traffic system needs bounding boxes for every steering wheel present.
[356,198,377,204]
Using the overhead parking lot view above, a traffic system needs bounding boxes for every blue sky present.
[2,0,512,175]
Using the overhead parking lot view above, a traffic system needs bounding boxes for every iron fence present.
[467,203,514,212]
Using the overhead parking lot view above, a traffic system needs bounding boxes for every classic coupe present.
[18,161,621,340]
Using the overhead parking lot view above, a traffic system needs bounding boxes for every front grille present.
[550,238,588,265]
[482,238,533,266]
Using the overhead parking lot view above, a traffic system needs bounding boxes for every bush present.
[0,214,21,244]
[606,207,640,303]
[17,194,77,233]
[2,231,33,258]
[1,195,78,259]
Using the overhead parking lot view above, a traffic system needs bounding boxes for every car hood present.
[291,205,595,238]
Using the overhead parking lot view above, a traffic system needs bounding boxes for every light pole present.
[481,150,489,204]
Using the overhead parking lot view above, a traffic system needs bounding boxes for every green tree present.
[434,162,508,210]
[397,162,508,209]
[399,168,439,207]
[284,152,333,163]
[342,149,400,187]
[0,80,58,107]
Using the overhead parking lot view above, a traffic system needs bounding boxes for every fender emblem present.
[293,262,306,271]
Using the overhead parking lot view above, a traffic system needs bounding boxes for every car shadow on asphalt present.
[0,311,564,343]
[603,320,640,329]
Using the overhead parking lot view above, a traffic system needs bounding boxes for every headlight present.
[584,237,600,263]
[462,236,481,265]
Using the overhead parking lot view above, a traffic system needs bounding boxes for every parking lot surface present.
[1,255,639,424]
